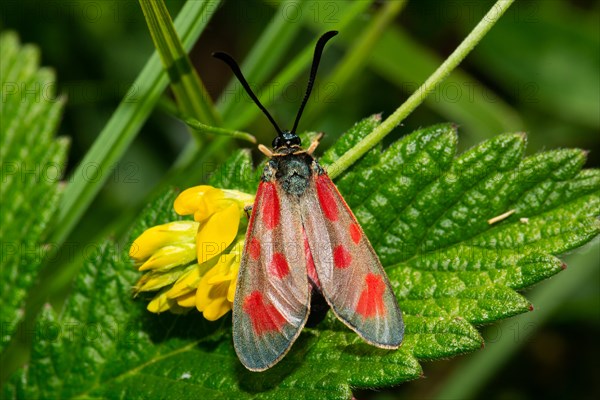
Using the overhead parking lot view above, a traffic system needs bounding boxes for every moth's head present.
[272,130,301,149]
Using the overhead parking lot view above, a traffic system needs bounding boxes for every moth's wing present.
[300,173,404,348]
[233,180,310,371]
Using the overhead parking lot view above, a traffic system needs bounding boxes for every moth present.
[214,31,404,371]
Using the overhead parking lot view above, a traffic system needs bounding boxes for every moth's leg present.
[307,132,324,155]
[258,144,274,158]
[244,204,253,219]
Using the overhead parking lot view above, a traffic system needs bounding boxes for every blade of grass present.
[367,25,523,140]
[300,4,523,142]
[328,0,516,179]
[139,0,220,126]
[50,0,222,247]
[303,0,408,125]
[433,241,599,399]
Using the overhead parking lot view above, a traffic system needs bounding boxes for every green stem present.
[157,98,256,143]
[184,118,257,144]
[305,0,407,125]
[328,0,515,179]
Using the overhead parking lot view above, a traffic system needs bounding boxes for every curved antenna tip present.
[212,51,229,59]
[213,51,283,135]
[291,31,338,134]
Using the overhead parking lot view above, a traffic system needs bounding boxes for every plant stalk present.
[328,0,515,179]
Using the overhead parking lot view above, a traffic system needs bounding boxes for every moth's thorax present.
[262,150,323,196]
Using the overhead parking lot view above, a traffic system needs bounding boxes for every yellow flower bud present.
[166,265,202,299]
[174,186,253,222]
[131,185,253,319]
[129,221,198,263]
[174,186,220,221]
[138,243,196,271]
[135,264,194,292]
[196,202,239,263]
[148,289,188,314]
[175,291,197,308]
[195,240,243,321]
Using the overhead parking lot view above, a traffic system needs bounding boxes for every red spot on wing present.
[269,253,290,279]
[356,274,387,318]
[248,238,260,260]
[243,291,287,335]
[261,182,280,230]
[333,245,352,269]
[303,230,320,288]
[349,223,361,244]
[316,175,339,221]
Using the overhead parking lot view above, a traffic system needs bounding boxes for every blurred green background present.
[1,0,598,398]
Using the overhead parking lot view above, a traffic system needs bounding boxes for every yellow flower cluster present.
[129,186,254,320]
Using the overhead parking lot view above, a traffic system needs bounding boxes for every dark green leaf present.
[335,123,598,328]
[0,32,68,353]
[6,117,599,398]
[207,149,257,194]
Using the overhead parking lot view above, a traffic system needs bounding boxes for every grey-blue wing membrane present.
[232,181,311,371]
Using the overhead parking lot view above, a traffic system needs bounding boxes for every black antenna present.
[213,51,283,135]
[291,30,338,134]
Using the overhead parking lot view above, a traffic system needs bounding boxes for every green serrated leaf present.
[207,149,257,194]
[336,123,458,254]
[5,116,599,398]
[0,32,68,353]
[3,183,420,399]
[402,315,482,360]
[336,123,598,333]
[320,114,382,166]
[399,284,531,324]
